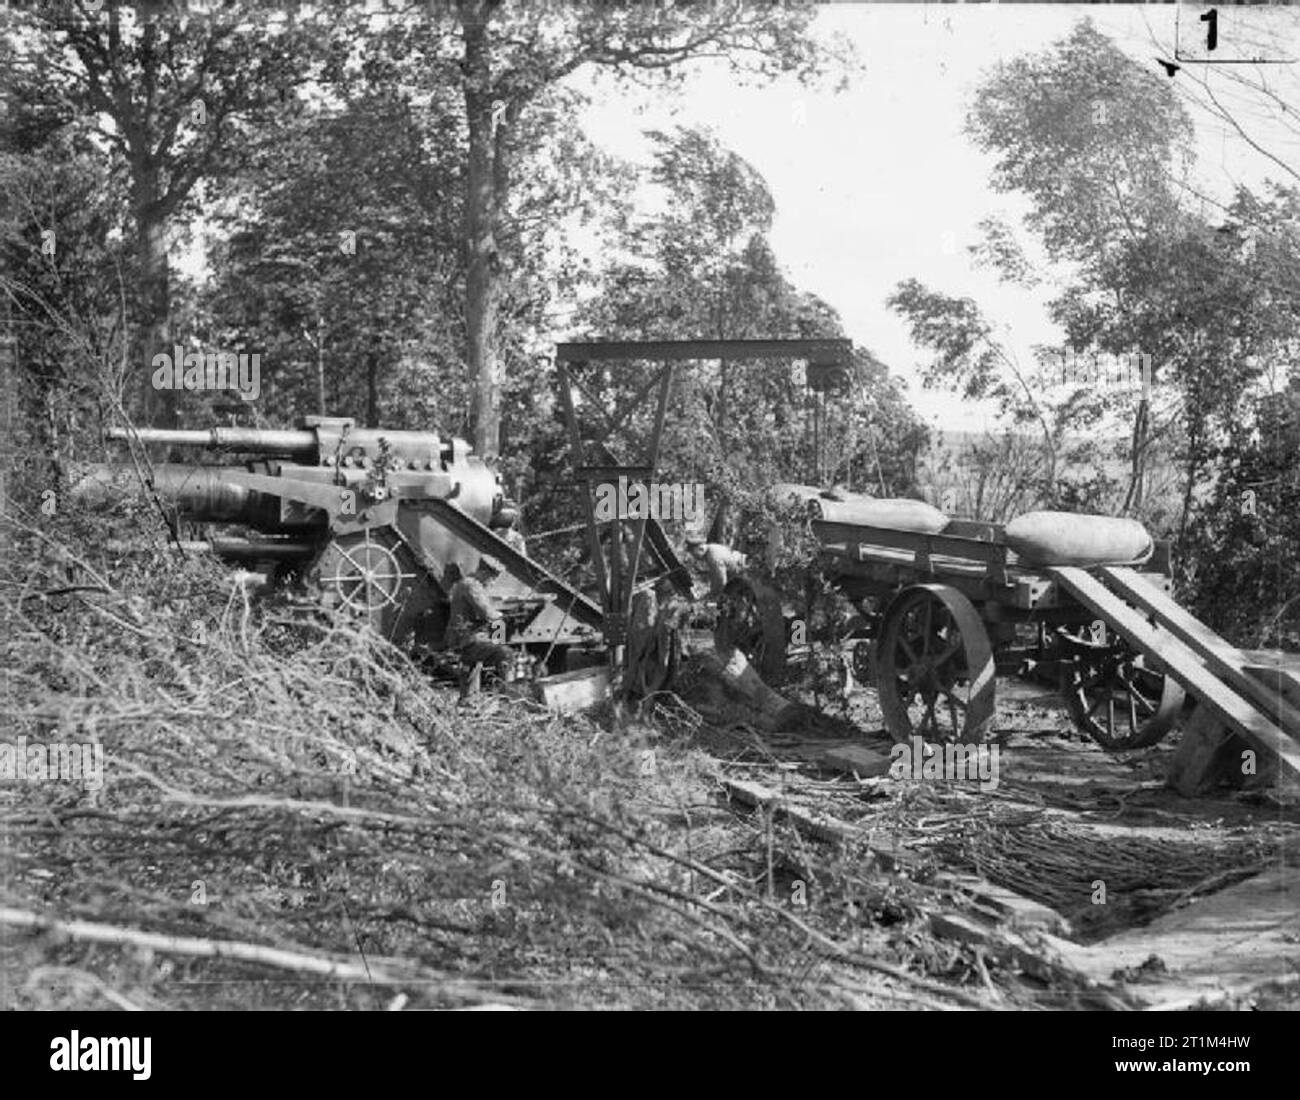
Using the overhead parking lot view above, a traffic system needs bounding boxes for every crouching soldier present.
[684,535,748,599]
[445,556,514,698]
[625,574,692,700]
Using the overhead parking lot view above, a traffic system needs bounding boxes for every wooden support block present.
[534,665,610,713]
[821,743,893,778]
[1166,706,1238,797]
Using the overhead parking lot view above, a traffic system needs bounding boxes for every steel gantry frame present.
[554,338,853,682]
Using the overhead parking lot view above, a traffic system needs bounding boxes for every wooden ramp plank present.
[1048,567,1300,781]
[1243,650,1300,715]
[1101,567,1300,738]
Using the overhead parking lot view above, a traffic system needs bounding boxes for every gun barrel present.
[199,537,318,561]
[106,426,319,454]
[72,464,313,529]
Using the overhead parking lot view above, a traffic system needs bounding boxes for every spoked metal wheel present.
[877,584,997,744]
[1056,625,1184,750]
[851,639,874,683]
[316,527,418,615]
[715,576,787,680]
[841,610,875,685]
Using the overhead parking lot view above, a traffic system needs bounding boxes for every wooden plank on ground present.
[1100,567,1300,738]
[1043,868,1300,1009]
[927,913,1129,1008]
[820,744,894,778]
[940,873,1073,936]
[721,776,924,870]
[1048,567,1300,782]
[720,777,863,847]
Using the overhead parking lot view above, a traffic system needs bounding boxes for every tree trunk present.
[1177,435,1202,554]
[123,18,175,429]
[316,312,327,416]
[136,208,175,427]
[717,357,728,457]
[366,347,379,427]
[1121,396,1149,515]
[461,4,502,459]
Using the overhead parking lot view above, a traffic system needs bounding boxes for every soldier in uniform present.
[445,556,514,697]
[684,535,748,599]
[625,574,691,700]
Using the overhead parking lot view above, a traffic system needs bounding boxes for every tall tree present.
[0,127,131,489]
[368,0,850,457]
[202,90,467,428]
[14,1,328,423]
[947,16,1300,639]
[1183,378,1300,647]
[965,18,1196,514]
[968,20,1193,268]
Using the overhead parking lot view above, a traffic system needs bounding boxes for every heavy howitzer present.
[75,416,607,666]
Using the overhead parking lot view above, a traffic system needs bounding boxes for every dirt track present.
[680,650,1300,1009]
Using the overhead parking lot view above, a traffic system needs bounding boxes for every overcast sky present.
[574,3,1300,432]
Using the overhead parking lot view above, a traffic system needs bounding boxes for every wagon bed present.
[814,516,1174,613]
[790,512,1300,790]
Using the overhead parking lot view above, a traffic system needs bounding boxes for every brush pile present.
[1,506,1011,1010]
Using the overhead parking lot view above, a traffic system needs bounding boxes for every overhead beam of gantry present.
[555,339,853,363]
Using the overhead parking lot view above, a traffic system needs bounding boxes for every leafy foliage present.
[0,124,131,491]
[967,19,1193,269]
[201,90,468,428]
[576,128,926,517]
[9,1,333,422]
[1182,381,1300,647]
